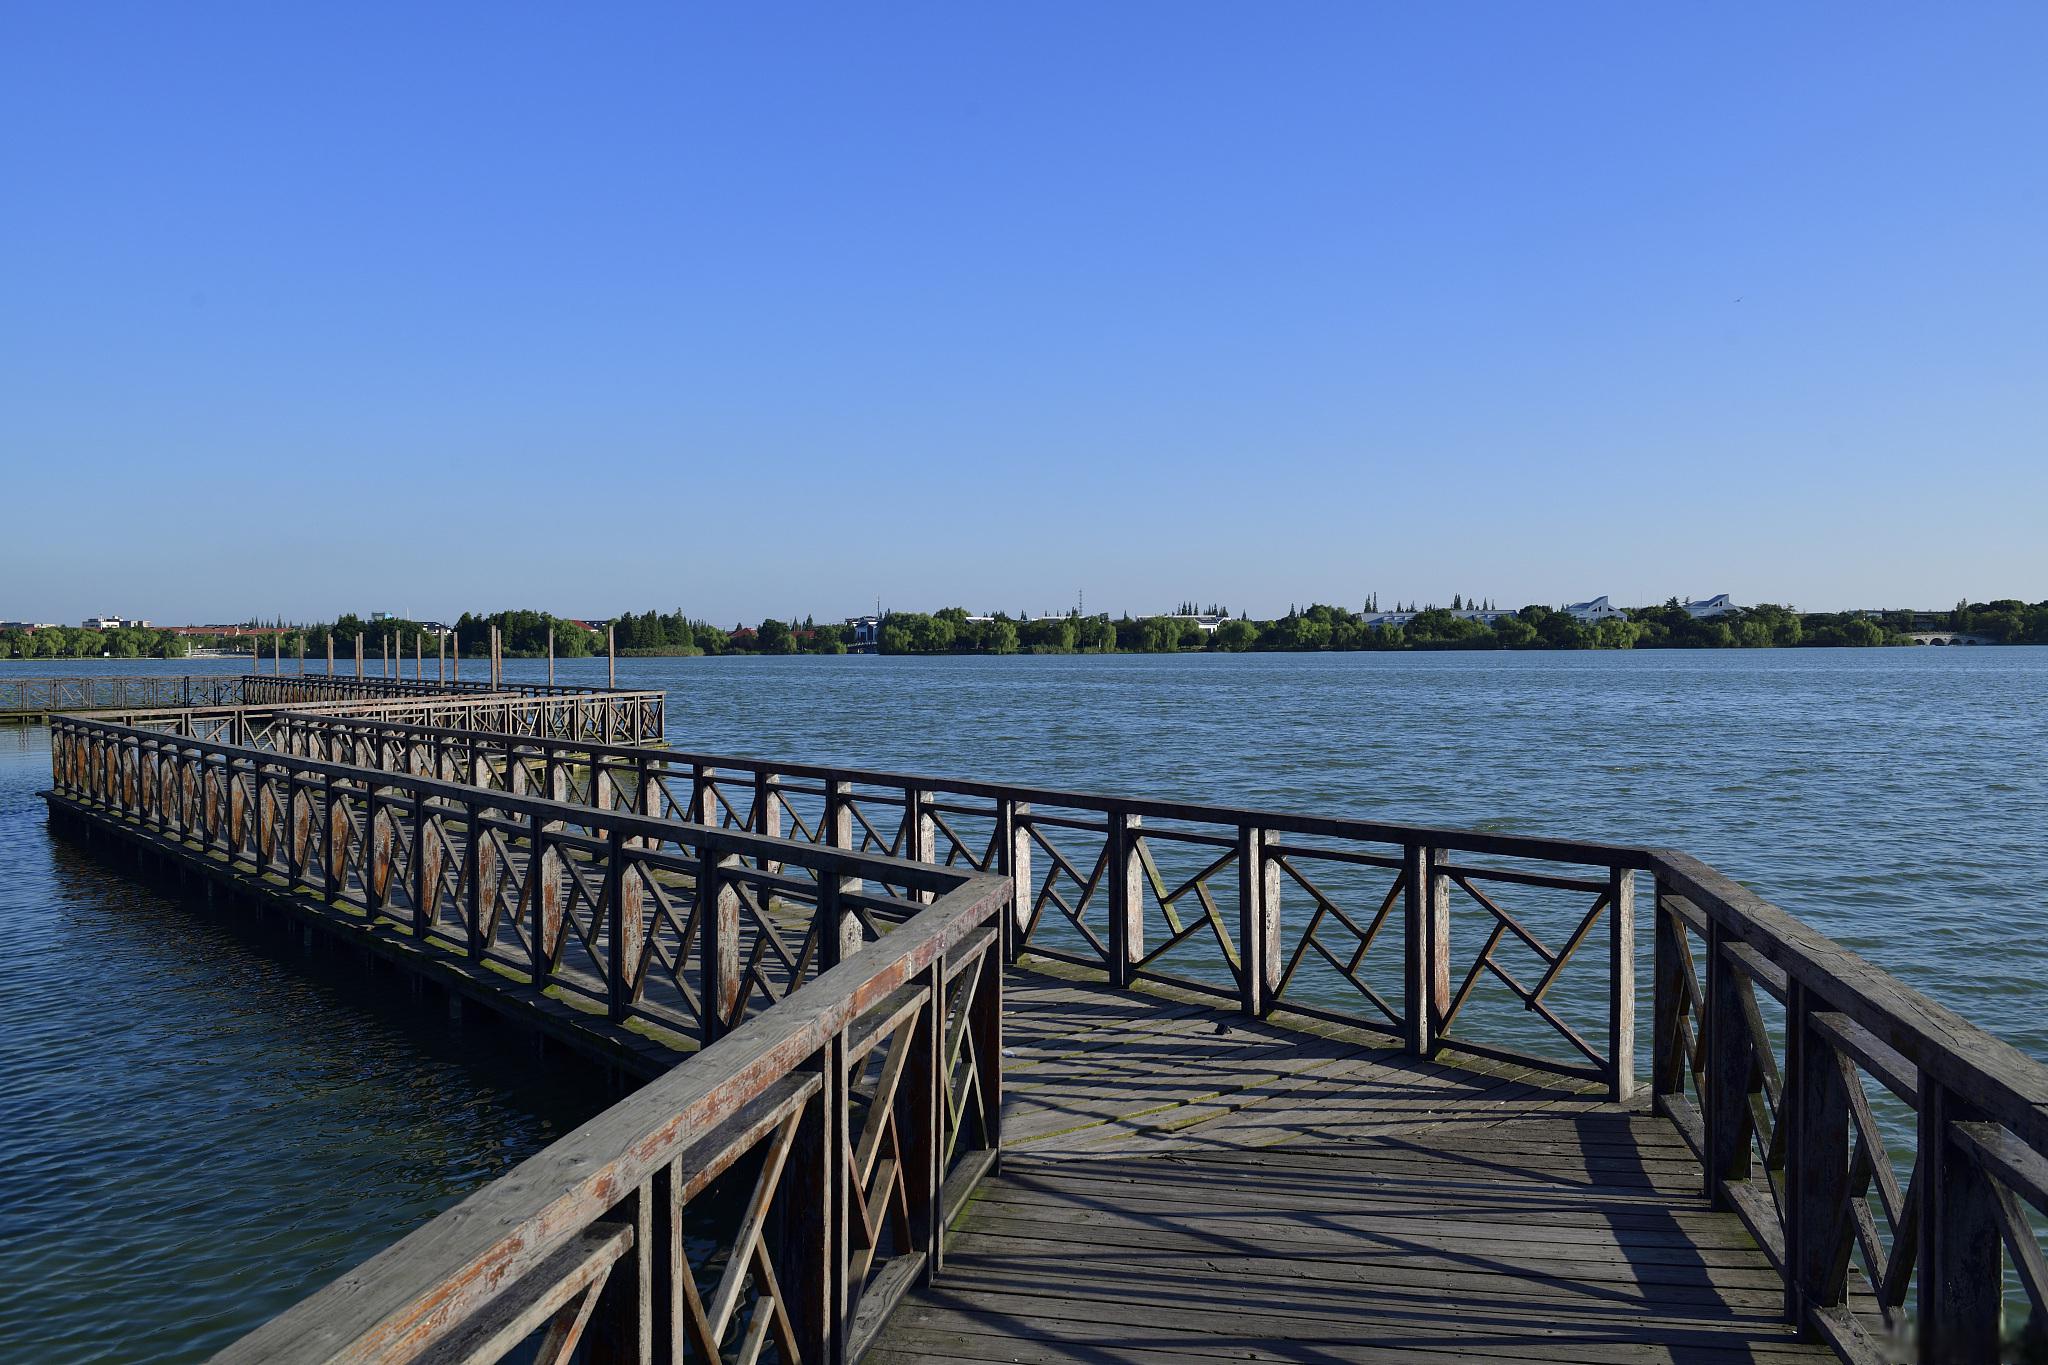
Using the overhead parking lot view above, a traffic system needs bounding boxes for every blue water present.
[2,647,2043,1357]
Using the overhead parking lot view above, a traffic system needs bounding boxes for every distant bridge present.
[1905,632,1998,646]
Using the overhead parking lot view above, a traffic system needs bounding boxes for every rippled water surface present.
[0,722,613,1362]
[2,648,2043,1357]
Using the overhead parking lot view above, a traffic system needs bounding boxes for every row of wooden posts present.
[259,624,622,689]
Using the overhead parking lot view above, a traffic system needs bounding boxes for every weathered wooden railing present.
[50,713,972,1046]
[51,713,1011,1365]
[241,673,627,704]
[168,707,1647,1096]
[97,687,668,748]
[1650,851,2048,1361]
[43,702,2048,1360]
[0,672,251,717]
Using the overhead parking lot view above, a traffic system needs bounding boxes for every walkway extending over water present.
[34,681,2048,1364]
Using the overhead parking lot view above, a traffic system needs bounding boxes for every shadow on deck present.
[872,965,1826,1365]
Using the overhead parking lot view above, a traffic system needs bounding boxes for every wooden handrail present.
[45,691,2048,1361]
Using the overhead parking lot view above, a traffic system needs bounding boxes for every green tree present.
[1213,619,1258,652]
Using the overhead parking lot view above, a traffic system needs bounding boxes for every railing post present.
[1238,824,1280,1017]
[463,797,485,959]
[754,769,782,876]
[698,842,741,1042]
[528,812,558,985]
[1703,921,1754,1203]
[904,786,935,903]
[1403,844,1448,1055]
[824,778,863,899]
[1917,1077,2002,1360]
[773,1036,839,1363]
[1107,810,1143,989]
[816,863,862,971]
[413,795,439,938]
[996,797,1031,961]
[691,764,716,826]
[1782,982,1849,1333]
[896,959,942,1276]
[604,827,643,1021]
[1607,865,1636,1102]
[1652,873,1687,1114]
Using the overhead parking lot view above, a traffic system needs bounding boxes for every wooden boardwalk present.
[874,968,1829,1364]
[52,695,2048,1363]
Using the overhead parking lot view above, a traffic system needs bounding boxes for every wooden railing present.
[52,713,1011,1365]
[166,708,1648,1096]
[240,673,626,703]
[1651,852,2048,1361]
[44,704,2048,1360]
[95,687,668,749]
[0,672,251,715]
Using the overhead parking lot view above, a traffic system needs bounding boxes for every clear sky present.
[3,3,2043,625]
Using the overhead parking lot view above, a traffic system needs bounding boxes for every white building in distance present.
[1684,594,1737,619]
[1561,597,1627,623]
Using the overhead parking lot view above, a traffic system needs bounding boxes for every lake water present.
[2,647,2043,1357]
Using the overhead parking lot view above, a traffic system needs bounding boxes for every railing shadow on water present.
[39,686,2048,1363]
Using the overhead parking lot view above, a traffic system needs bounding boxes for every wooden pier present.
[34,684,2048,1363]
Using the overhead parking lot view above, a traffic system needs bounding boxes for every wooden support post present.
[1652,876,1687,1116]
[698,846,741,1042]
[1917,1080,2003,1360]
[1106,810,1143,989]
[608,623,616,688]
[438,631,446,684]
[1403,844,1449,1055]
[326,635,334,676]
[355,634,364,678]
[816,864,862,971]
[297,636,305,675]
[1237,824,1281,1017]
[414,632,422,681]
[772,1040,837,1363]
[604,828,644,1021]
[996,798,1031,960]
[972,930,1005,1162]
[754,770,781,875]
[1783,984,1849,1332]
[530,812,561,985]
[382,634,389,679]
[1608,866,1636,1102]
[452,633,459,682]
[1703,922,1755,1201]
[820,778,864,965]
[905,786,935,903]
[462,799,485,959]
[412,797,439,938]
[547,626,554,686]
[895,960,942,1276]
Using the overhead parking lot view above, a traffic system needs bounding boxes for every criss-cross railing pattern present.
[50,716,971,1051]
[43,683,2048,1363]
[1,673,252,716]
[147,708,1644,1095]
[54,710,1012,1365]
[1652,851,2048,1361]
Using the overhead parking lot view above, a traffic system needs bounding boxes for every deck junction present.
[31,677,2048,1363]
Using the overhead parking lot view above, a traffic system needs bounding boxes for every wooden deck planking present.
[872,962,1831,1364]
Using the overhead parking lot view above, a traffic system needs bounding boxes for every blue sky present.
[3,3,2043,624]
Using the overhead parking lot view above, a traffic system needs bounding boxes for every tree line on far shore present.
[7,599,2046,661]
